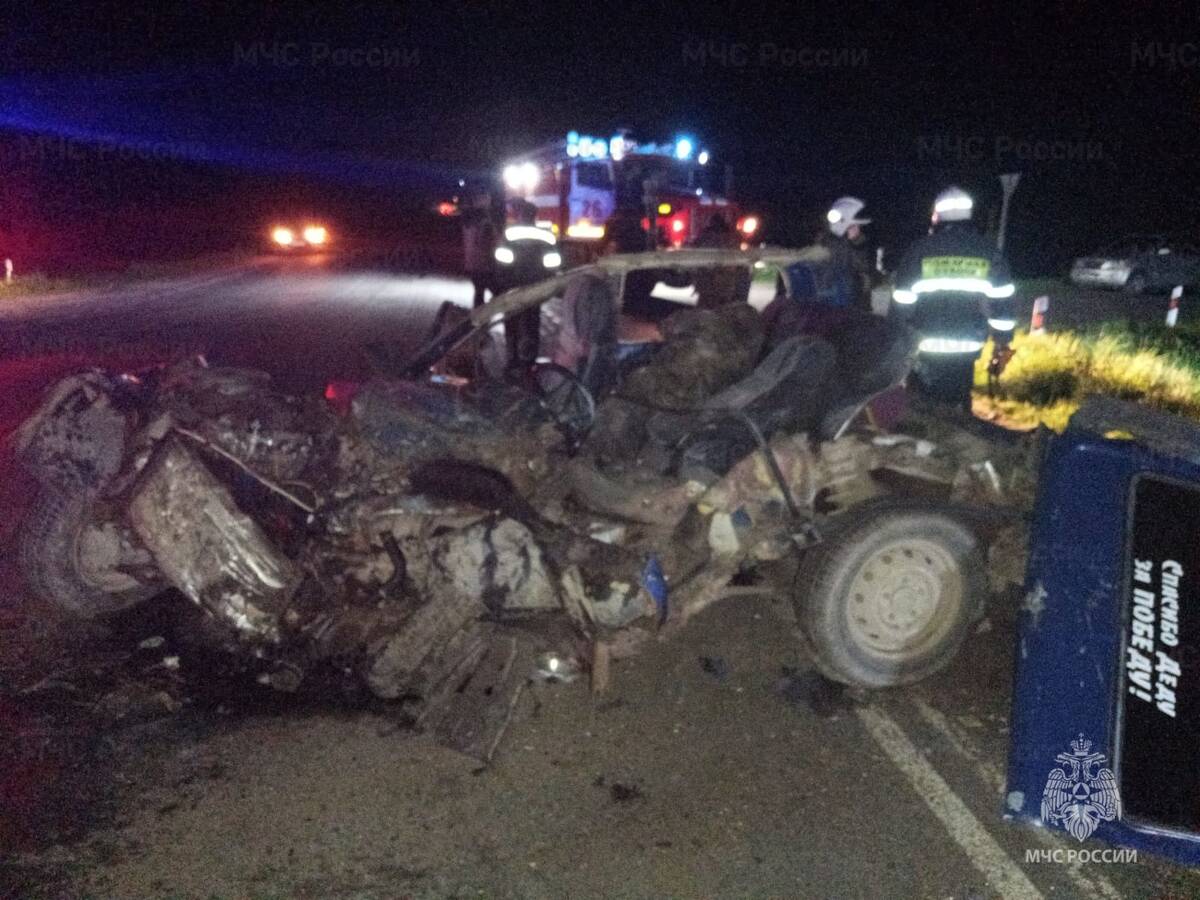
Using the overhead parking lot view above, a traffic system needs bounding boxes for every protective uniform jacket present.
[892,222,1015,348]
[494,224,559,291]
[812,232,873,312]
[493,223,560,369]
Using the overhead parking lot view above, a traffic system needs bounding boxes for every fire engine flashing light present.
[674,137,693,160]
[671,219,685,233]
[657,202,672,216]
[697,150,710,166]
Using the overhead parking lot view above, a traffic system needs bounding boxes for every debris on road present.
[775,667,854,720]
[608,782,645,804]
[698,654,730,682]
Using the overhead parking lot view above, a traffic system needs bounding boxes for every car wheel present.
[1124,271,1147,295]
[19,489,164,617]
[795,504,986,688]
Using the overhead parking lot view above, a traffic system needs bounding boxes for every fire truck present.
[500,130,758,260]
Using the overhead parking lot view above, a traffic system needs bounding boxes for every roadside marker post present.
[997,173,1021,252]
[1167,285,1182,328]
[3,258,11,284]
[1030,295,1048,334]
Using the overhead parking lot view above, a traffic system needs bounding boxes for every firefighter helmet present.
[826,196,871,237]
[932,186,974,224]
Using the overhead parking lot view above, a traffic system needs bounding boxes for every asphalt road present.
[1,255,1195,898]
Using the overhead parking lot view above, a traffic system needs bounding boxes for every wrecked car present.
[12,247,1025,743]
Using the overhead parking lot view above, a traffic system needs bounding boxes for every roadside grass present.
[974,323,1200,430]
[0,272,88,298]
[0,251,253,300]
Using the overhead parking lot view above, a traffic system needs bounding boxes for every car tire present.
[795,503,986,688]
[1124,271,1147,295]
[19,489,163,618]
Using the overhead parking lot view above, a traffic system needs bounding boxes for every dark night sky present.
[1,1,1198,273]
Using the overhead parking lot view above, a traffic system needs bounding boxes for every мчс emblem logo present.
[1041,734,1122,842]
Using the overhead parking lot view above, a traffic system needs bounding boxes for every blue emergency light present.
[561,131,707,164]
[1007,398,1200,864]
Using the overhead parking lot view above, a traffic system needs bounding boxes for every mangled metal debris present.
[13,248,1038,758]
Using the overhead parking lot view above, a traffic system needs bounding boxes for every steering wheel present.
[528,362,596,451]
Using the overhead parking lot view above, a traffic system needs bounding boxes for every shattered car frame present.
[13,246,1029,756]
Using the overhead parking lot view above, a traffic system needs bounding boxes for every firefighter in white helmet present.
[891,186,1015,406]
[815,196,873,311]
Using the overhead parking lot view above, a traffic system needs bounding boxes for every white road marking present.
[911,698,1125,900]
[912,699,1007,795]
[856,704,1043,900]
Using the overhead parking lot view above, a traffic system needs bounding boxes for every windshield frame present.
[397,246,829,378]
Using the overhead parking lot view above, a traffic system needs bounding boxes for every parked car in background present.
[1070,235,1200,294]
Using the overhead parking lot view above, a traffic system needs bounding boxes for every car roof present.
[470,246,830,326]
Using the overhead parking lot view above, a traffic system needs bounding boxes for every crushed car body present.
[12,246,1032,757]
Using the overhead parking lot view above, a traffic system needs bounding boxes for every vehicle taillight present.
[324,381,359,415]
[738,216,759,236]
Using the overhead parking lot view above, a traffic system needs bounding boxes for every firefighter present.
[692,213,748,308]
[493,199,562,374]
[607,204,650,253]
[891,186,1015,407]
[819,196,874,312]
[460,190,498,309]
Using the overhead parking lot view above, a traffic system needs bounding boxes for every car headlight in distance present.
[303,225,328,245]
[494,246,515,265]
[542,251,562,268]
[272,227,295,246]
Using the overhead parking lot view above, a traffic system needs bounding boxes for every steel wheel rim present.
[844,538,963,656]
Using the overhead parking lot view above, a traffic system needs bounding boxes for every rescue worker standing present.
[492,199,562,375]
[820,197,874,311]
[460,190,498,309]
[892,186,1015,407]
[692,213,749,308]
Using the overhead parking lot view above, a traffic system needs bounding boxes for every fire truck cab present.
[501,131,758,261]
